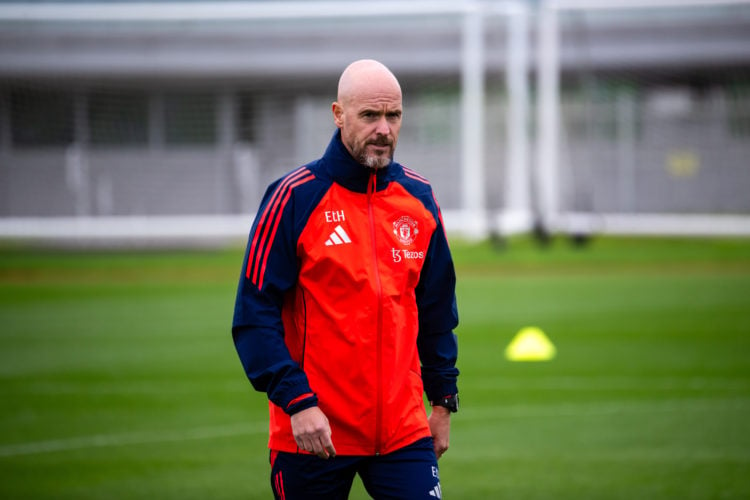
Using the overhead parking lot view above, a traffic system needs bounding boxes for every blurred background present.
[1,1,750,499]
[1,0,749,244]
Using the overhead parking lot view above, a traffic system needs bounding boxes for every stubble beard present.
[351,140,393,170]
[360,154,391,169]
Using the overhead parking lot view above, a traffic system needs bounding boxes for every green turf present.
[1,236,749,499]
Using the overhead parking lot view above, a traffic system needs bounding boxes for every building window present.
[728,80,750,138]
[10,88,74,147]
[164,92,216,145]
[237,93,257,143]
[89,90,149,146]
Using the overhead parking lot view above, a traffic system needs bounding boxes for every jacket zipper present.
[367,171,384,455]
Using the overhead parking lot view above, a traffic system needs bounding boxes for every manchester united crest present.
[393,215,419,246]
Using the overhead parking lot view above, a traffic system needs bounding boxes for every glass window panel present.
[237,93,257,143]
[164,92,216,145]
[89,90,148,145]
[10,88,74,147]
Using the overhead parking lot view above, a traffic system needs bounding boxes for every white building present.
[1,1,749,241]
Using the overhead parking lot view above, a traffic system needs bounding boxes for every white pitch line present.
[0,422,267,459]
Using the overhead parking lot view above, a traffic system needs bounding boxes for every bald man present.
[334,59,402,169]
[233,59,459,499]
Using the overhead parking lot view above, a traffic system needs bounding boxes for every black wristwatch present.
[431,394,459,413]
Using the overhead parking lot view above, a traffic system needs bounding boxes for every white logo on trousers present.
[429,483,442,498]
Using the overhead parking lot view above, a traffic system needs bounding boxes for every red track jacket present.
[232,130,459,456]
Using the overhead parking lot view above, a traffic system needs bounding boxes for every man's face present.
[333,88,402,169]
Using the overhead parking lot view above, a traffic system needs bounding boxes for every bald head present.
[337,59,402,105]
[333,60,403,169]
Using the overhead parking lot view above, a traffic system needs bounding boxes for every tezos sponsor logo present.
[393,215,418,246]
[391,248,424,263]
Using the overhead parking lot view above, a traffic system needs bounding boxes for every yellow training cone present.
[505,326,557,362]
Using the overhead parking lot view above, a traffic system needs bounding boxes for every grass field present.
[1,235,749,499]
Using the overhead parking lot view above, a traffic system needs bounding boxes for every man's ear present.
[332,101,344,128]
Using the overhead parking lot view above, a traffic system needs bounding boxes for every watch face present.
[435,395,458,412]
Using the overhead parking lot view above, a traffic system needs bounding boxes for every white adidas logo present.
[429,483,442,498]
[324,225,352,246]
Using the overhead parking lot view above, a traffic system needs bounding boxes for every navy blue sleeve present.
[415,194,460,402]
[231,168,320,415]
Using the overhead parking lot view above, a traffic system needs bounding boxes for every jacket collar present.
[320,129,400,193]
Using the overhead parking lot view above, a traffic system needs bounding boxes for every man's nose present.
[374,116,390,135]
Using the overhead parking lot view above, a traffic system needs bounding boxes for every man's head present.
[332,59,403,169]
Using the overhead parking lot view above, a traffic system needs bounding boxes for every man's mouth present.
[367,141,392,153]
[368,138,392,147]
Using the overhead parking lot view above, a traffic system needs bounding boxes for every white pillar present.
[217,89,237,213]
[68,90,91,216]
[501,1,532,234]
[616,90,636,212]
[460,2,486,239]
[535,0,560,233]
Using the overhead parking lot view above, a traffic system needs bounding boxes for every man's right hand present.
[290,407,337,459]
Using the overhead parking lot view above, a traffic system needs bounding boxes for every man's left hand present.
[428,406,451,459]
